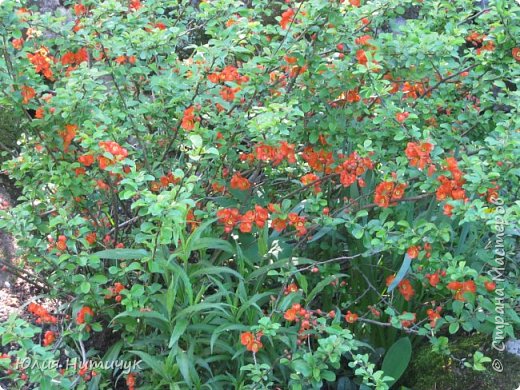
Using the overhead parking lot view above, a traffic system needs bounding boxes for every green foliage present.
[381,337,412,386]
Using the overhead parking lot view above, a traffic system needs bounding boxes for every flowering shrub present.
[0,0,519,388]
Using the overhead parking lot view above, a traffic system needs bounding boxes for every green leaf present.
[169,318,188,348]
[80,281,91,294]
[92,249,149,260]
[381,337,412,386]
[449,322,460,334]
[112,310,170,332]
[129,350,169,380]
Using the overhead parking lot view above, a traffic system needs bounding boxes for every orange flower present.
[300,173,321,193]
[240,332,263,353]
[126,373,136,390]
[395,112,409,123]
[230,173,251,191]
[239,210,255,233]
[484,281,496,292]
[426,272,441,287]
[181,106,199,131]
[512,48,520,62]
[225,18,237,28]
[78,154,94,166]
[59,124,77,152]
[398,279,415,301]
[43,331,56,346]
[346,89,361,103]
[284,283,299,295]
[344,311,358,323]
[86,232,97,245]
[12,38,24,50]
[405,141,433,170]
[447,280,476,301]
[56,235,67,251]
[129,0,142,11]
[76,306,94,325]
[356,49,367,65]
[254,205,269,228]
[280,8,295,30]
[74,3,87,16]
[216,208,240,233]
[427,307,442,328]
[240,331,254,346]
[28,302,58,324]
[271,217,287,232]
[349,0,361,6]
[35,107,45,118]
[248,339,263,353]
[406,246,419,259]
[220,86,239,102]
[21,86,36,104]
[27,48,54,80]
[284,308,298,321]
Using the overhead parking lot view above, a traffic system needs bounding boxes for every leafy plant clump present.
[0,0,519,389]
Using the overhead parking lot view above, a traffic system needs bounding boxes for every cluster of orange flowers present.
[402,81,429,100]
[21,85,36,105]
[43,330,56,347]
[76,306,95,330]
[272,212,307,237]
[280,8,295,30]
[216,205,269,234]
[427,306,442,328]
[78,362,98,382]
[181,106,200,131]
[284,303,319,343]
[240,141,297,166]
[283,56,308,78]
[436,157,466,212]
[61,48,88,74]
[28,303,58,324]
[105,282,125,302]
[85,232,97,245]
[405,141,434,171]
[59,124,77,152]
[374,181,407,208]
[240,331,263,353]
[335,151,374,188]
[208,65,248,102]
[150,172,181,192]
[301,147,334,173]
[386,275,415,301]
[27,47,54,80]
[216,204,307,237]
[98,141,129,170]
[447,280,476,302]
[466,31,495,55]
[425,270,446,287]
[300,173,321,194]
[230,173,251,191]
